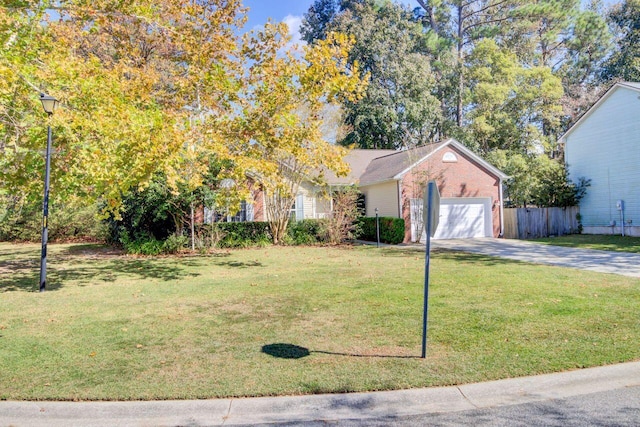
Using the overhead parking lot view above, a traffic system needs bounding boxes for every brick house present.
[354,138,508,242]
[207,138,507,242]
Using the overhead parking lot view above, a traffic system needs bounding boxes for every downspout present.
[397,179,403,218]
[499,178,505,238]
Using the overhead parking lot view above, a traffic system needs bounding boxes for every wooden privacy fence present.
[503,207,580,239]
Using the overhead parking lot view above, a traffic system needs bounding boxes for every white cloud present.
[282,14,305,51]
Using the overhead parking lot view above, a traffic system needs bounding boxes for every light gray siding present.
[361,181,400,217]
[298,181,332,219]
[565,87,640,229]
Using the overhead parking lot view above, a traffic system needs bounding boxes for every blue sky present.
[241,0,422,43]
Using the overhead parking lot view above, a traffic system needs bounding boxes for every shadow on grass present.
[0,258,41,292]
[0,245,41,260]
[431,248,528,266]
[262,343,420,360]
[62,243,125,257]
[262,343,310,359]
[0,245,221,293]
[0,243,268,293]
[215,260,264,268]
[379,247,530,268]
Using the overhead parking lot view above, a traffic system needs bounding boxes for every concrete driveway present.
[430,238,640,278]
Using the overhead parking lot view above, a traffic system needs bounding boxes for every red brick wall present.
[250,184,265,221]
[400,145,502,242]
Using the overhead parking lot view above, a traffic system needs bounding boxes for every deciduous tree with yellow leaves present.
[222,24,366,243]
[1,1,365,245]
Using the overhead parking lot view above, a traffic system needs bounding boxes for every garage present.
[355,139,506,243]
[414,197,493,242]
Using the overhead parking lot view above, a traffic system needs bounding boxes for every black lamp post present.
[39,93,58,292]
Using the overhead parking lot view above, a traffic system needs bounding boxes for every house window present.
[443,152,458,163]
[290,194,304,222]
[204,201,254,223]
[315,196,332,219]
[230,201,248,222]
[204,207,215,224]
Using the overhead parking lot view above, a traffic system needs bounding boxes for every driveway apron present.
[430,238,640,278]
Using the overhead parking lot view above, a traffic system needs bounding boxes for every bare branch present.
[460,0,511,22]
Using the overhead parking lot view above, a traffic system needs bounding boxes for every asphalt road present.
[270,386,640,427]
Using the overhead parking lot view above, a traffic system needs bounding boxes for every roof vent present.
[442,152,458,163]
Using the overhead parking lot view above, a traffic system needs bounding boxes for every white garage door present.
[415,197,492,241]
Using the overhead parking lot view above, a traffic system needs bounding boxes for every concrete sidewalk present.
[430,238,640,278]
[2,362,639,426]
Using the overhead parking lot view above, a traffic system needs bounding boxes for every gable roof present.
[356,138,507,186]
[323,148,395,185]
[358,141,447,185]
[559,82,640,143]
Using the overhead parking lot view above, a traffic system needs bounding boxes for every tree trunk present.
[416,0,439,34]
[456,3,464,127]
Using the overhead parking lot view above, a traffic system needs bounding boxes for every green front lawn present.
[1,242,639,401]
[533,234,640,253]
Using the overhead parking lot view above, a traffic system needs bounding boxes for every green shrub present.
[118,222,272,254]
[162,234,189,254]
[0,196,107,242]
[356,217,405,244]
[287,219,325,245]
[198,222,272,248]
[576,212,583,234]
[119,231,189,255]
[105,178,181,244]
[119,231,164,255]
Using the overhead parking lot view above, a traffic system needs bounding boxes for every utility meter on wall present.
[616,200,624,211]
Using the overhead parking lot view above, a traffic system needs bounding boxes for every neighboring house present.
[560,82,640,237]
[206,138,507,242]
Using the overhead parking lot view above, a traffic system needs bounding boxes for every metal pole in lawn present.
[421,204,432,359]
[39,124,52,292]
[375,208,380,248]
[39,93,58,293]
[422,180,439,359]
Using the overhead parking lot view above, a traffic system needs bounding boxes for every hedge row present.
[197,220,327,248]
[196,221,272,248]
[356,217,405,244]
[112,217,406,254]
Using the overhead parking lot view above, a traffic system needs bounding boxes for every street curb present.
[1,361,639,426]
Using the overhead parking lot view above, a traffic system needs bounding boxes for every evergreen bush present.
[356,217,405,244]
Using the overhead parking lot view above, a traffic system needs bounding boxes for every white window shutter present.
[296,194,304,221]
[246,203,254,221]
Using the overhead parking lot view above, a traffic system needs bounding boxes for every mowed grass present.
[534,234,640,253]
[1,242,639,401]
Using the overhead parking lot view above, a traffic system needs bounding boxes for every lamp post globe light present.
[39,93,58,292]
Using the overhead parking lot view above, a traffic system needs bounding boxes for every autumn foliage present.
[0,0,366,241]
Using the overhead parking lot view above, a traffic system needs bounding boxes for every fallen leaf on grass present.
[136,344,143,348]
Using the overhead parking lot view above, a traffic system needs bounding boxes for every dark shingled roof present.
[323,138,507,186]
[323,149,395,185]
[358,141,448,186]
